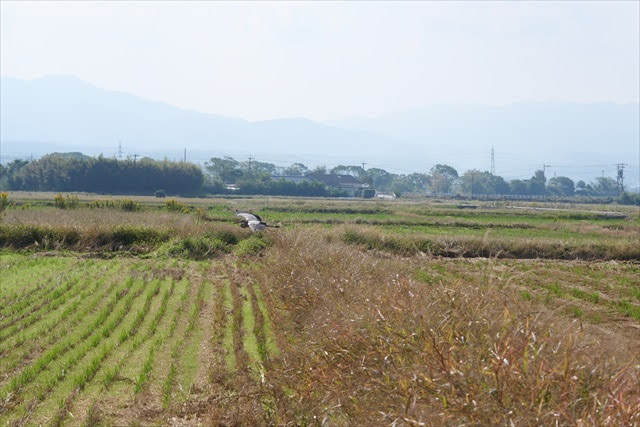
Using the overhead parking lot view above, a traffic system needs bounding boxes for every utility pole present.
[471,171,475,198]
[248,156,254,172]
[542,164,552,175]
[490,146,495,175]
[132,154,139,164]
[183,148,186,163]
[361,161,367,171]
[616,163,627,194]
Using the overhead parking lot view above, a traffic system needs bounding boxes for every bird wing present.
[236,211,261,222]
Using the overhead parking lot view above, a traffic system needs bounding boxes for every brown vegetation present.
[250,229,640,425]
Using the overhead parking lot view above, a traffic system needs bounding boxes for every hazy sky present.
[1,1,638,121]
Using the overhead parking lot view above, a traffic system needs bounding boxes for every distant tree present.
[575,180,589,196]
[283,163,308,176]
[546,176,575,196]
[240,159,277,179]
[591,177,617,196]
[429,164,458,194]
[405,173,431,192]
[205,157,243,183]
[10,154,203,194]
[460,170,509,195]
[509,179,528,195]
[310,165,328,175]
[330,165,365,178]
[527,170,546,195]
[364,168,394,189]
[1,159,30,190]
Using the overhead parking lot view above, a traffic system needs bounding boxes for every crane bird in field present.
[235,211,279,232]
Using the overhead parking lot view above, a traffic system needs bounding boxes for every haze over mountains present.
[1,75,638,186]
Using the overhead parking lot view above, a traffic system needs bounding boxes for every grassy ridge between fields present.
[0,223,270,259]
[340,228,640,261]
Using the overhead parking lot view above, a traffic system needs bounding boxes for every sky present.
[1,1,639,121]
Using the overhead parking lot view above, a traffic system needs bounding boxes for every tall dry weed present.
[251,229,640,425]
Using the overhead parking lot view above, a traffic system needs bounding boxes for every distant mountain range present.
[1,75,638,185]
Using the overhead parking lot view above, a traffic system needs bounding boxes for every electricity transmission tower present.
[616,163,627,194]
[490,146,495,175]
[118,141,123,159]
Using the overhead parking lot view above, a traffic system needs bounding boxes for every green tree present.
[363,168,394,190]
[330,165,365,178]
[509,179,528,195]
[591,177,617,196]
[205,157,243,183]
[429,164,458,194]
[283,163,308,176]
[547,176,575,196]
[460,170,509,195]
[527,170,546,195]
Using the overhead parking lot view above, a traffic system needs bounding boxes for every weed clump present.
[54,193,79,209]
[165,236,229,259]
[234,235,268,256]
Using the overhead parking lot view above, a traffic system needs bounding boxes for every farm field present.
[1,193,639,425]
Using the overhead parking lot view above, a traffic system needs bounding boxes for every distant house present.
[375,192,396,200]
[271,175,308,184]
[305,173,370,197]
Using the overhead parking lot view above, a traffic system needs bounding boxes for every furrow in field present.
[2,277,152,426]
[0,257,75,310]
[0,262,127,388]
[72,278,179,426]
[0,272,115,386]
[252,283,280,360]
[0,260,104,346]
[31,278,166,426]
[209,271,234,384]
[228,270,249,376]
[177,276,214,400]
[239,283,261,374]
[0,260,122,351]
[0,258,83,328]
[117,273,194,422]
[0,276,146,417]
[162,275,207,409]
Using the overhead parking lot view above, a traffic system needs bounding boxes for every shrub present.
[154,189,166,198]
[166,237,229,259]
[54,193,79,209]
[120,199,141,212]
[0,192,9,211]
[234,235,268,256]
[165,199,189,213]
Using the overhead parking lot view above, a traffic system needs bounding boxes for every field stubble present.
[0,197,639,425]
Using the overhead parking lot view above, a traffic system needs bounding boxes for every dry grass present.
[250,229,640,425]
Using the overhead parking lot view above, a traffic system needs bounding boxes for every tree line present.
[0,153,203,194]
[0,153,637,204]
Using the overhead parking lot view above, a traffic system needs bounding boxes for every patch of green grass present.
[253,284,280,358]
[222,280,237,373]
[239,285,261,372]
[234,235,268,256]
